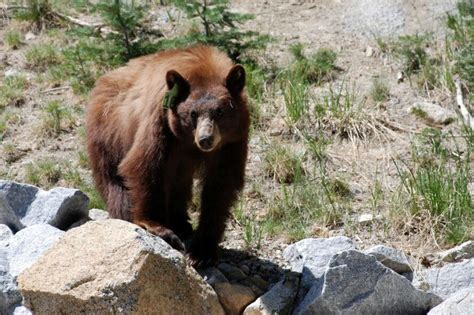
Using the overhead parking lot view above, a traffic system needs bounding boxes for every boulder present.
[214,282,256,315]
[423,258,474,298]
[0,181,90,230]
[283,237,355,291]
[365,245,412,279]
[0,248,22,314]
[0,192,24,233]
[294,250,442,315]
[428,288,474,315]
[438,241,474,263]
[18,219,224,315]
[8,224,64,279]
[243,273,299,315]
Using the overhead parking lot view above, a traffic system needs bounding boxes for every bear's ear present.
[226,65,246,96]
[164,70,190,110]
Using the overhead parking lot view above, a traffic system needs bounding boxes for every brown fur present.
[86,45,249,267]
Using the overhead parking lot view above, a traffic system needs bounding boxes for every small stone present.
[249,275,269,291]
[24,32,36,41]
[199,266,229,287]
[88,208,109,221]
[218,262,247,281]
[409,102,456,125]
[438,241,474,263]
[241,264,250,275]
[365,245,412,274]
[365,46,375,57]
[397,71,404,83]
[358,213,374,224]
[243,273,299,315]
[428,287,474,315]
[214,282,256,315]
[4,69,19,78]
[269,118,287,136]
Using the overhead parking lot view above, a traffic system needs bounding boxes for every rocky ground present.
[1,181,473,314]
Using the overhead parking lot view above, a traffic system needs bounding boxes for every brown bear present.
[86,45,249,267]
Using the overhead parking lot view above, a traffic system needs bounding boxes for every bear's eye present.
[190,110,198,120]
[215,108,224,118]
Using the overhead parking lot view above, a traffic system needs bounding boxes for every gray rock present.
[88,208,109,221]
[8,224,64,279]
[423,258,474,298]
[243,273,299,315]
[218,262,247,281]
[0,248,22,314]
[0,224,13,245]
[0,181,38,218]
[409,102,456,124]
[438,241,474,263]
[0,192,24,233]
[295,250,442,315]
[22,187,89,229]
[13,306,33,315]
[0,181,90,230]
[13,306,32,315]
[365,245,412,274]
[283,237,355,290]
[199,266,229,287]
[428,288,474,315]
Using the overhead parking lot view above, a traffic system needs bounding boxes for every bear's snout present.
[195,117,221,152]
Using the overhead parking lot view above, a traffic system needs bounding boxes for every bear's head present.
[165,65,248,152]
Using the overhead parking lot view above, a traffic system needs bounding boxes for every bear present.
[86,45,250,267]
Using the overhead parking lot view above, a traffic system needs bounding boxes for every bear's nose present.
[198,136,214,149]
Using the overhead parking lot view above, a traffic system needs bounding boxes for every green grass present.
[314,82,384,142]
[287,44,338,84]
[371,78,390,102]
[25,44,62,71]
[283,80,310,125]
[41,100,74,137]
[5,30,22,49]
[0,111,21,141]
[0,75,28,108]
[394,128,473,244]
[25,158,63,187]
[263,142,305,184]
[234,197,262,249]
[2,143,25,163]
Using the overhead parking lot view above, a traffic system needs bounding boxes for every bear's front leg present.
[118,123,185,252]
[187,141,247,268]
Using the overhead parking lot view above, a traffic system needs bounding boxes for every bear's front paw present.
[135,220,185,251]
[186,237,218,269]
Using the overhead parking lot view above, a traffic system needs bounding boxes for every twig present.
[51,11,119,35]
[455,76,473,129]
[41,86,70,94]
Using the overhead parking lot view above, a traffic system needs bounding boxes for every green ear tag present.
[163,84,179,109]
